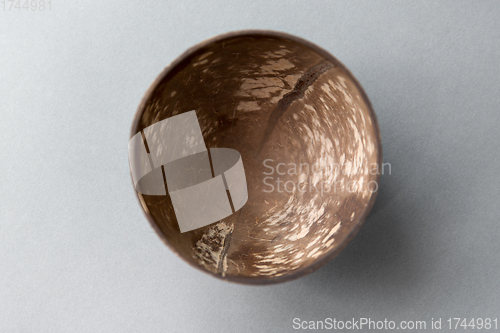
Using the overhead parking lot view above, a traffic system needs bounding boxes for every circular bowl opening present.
[130,30,382,284]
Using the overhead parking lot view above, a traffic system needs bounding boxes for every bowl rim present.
[129,29,383,285]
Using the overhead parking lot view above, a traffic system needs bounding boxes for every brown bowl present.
[130,30,382,284]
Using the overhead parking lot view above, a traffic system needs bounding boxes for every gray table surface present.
[1,1,499,332]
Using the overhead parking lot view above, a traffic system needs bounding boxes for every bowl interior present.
[131,31,381,284]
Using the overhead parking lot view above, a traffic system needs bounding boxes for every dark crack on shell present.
[217,224,234,275]
[255,60,335,157]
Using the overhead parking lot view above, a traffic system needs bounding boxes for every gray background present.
[1,1,499,332]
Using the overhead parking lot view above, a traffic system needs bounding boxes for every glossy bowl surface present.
[130,30,382,284]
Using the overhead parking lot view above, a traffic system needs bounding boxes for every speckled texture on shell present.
[131,31,382,284]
